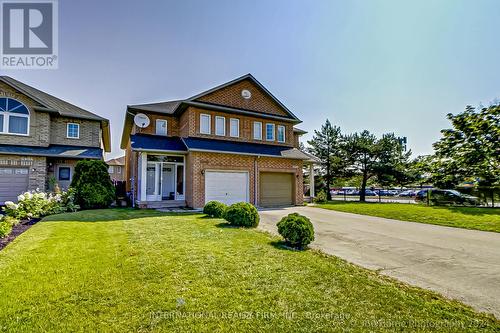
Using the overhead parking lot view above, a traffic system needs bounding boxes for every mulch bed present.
[0,218,40,251]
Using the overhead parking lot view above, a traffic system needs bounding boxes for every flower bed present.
[1,189,79,250]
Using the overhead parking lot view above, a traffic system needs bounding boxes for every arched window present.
[0,98,30,135]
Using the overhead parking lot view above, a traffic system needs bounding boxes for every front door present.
[161,164,175,200]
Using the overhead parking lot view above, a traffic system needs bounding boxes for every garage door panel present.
[260,172,293,207]
[205,171,249,206]
[0,168,29,204]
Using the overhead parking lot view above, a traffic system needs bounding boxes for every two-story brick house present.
[121,74,316,209]
[0,76,111,204]
[106,156,125,182]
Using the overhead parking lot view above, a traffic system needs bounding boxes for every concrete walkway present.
[259,206,500,318]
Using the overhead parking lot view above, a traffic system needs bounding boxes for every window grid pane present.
[156,120,167,135]
[9,116,28,134]
[215,116,225,136]
[277,126,285,142]
[266,124,275,141]
[200,114,210,134]
[67,124,79,138]
[230,119,239,137]
[253,122,262,140]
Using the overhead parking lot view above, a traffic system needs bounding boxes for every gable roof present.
[187,74,300,120]
[122,74,301,148]
[106,156,125,166]
[0,76,111,152]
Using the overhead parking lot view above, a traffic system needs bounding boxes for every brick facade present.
[196,78,289,117]
[0,154,47,190]
[0,80,106,199]
[0,82,51,147]
[186,152,303,208]
[124,75,307,208]
[49,116,102,147]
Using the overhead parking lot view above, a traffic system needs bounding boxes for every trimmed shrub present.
[203,201,227,218]
[314,190,327,204]
[277,213,315,249]
[224,202,259,227]
[71,160,115,209]
[0,219,12,238]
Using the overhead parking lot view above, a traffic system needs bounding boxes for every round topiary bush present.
[277,213,315,249]
[203,201,227,218]
[224,202,259,227]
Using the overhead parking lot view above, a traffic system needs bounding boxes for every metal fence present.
[328,187,500,208]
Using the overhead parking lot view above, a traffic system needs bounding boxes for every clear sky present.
[4,0,500,158]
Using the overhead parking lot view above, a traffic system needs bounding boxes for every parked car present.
[398,190,416,197]
[415,189,479,205]
[357,189,378,196]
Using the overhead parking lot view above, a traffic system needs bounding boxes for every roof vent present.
[241,89,251,99]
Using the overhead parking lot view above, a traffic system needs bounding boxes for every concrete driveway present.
[259,206,500,318]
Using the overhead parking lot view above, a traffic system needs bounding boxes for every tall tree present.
[344,131,407,201]
[307,119,343,200]
[433,104,500,186]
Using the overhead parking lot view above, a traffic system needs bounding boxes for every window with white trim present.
[266,123,275,141]
[0,97,30,135]
[200,114,211,134]
[215,116,225,136]
[253,121,262,140]
[108,166,114,173]
[67,123,80,139]
[277,125,286,142]
[58,167,71,181]
[230,118,239,137]
[155,119,167,135]
[116,166,122,174]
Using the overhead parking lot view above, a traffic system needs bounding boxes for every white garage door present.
[0,168,29,204]
[205,171,249,205]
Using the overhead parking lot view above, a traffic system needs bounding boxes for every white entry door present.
[205,171,249,205]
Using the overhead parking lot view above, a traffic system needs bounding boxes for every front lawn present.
[316,202,500,233]
[0,209,498,332]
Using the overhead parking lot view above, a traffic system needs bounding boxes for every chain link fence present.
[327,187,500,207]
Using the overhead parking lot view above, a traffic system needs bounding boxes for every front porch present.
[137,152,187,208]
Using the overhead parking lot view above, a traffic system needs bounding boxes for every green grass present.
[0,209,498,332]
[316,201,500,233]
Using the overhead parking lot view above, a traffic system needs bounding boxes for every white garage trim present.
[204,170,249,206]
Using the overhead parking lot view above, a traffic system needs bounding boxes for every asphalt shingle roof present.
[0,144,103,159]
[130,134,187,152]
[0,76,106,121]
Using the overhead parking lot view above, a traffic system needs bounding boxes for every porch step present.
[137,200,186,209]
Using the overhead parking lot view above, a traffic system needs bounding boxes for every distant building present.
[106,156,125,182]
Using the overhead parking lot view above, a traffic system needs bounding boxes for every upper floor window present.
[108,166,114,173]
[200,114,211,134]
[230,118,239,137]
[253,122,262,140]
[277,125,286,142]
[67,123,80,139]
[266,123,275,141]
[215,116,225,136]
[156,119,167,136]
[0,97,29,135]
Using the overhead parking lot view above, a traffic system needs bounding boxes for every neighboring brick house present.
[121,74,317,208]
[106,156,125,182]
[0,76,111,204]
